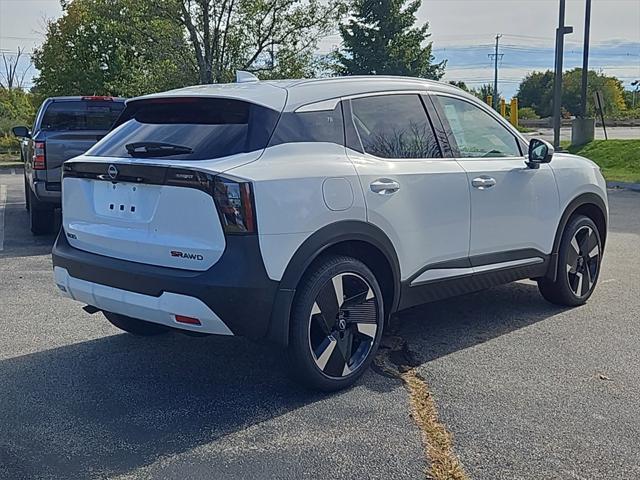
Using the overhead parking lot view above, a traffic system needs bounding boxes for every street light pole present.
[553,0,573,149]
[580,0,592,118]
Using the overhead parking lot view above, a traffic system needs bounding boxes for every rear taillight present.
[213,178,256,234]
[165,169,257,235]
[33,142,46,170]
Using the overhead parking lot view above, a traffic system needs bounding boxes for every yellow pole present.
[486,95,493,107]
[500,98,506,117]
[510,98,519,127]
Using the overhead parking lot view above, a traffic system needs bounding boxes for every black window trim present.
[341,91,448,161]
[430,92,528,159]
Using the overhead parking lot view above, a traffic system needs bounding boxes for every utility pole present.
[580,0,592,118]
[488,34,503,111]
[553,0,573,149]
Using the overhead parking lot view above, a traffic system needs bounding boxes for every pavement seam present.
[373,334,468,480]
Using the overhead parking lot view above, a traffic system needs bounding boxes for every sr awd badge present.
[171,250,204,261]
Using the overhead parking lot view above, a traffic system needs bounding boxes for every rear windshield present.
[88,98,280,160]
[41,100,125,131]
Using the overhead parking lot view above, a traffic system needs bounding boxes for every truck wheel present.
[103,311,170,336]
[286,255,384,391]
[28,188,54,235]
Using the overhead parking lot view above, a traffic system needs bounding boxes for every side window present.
[436,96,522,158]
[268,104,344,147]
[350,94,441,159]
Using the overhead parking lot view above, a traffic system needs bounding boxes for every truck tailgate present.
[44,131,105,183]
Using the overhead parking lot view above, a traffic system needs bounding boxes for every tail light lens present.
[33,142,46,170]
[213,178,256,234]
[165,169,256,234]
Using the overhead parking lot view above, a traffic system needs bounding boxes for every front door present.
[432,94,560,265]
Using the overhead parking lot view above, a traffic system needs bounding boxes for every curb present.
[607,181,640,192]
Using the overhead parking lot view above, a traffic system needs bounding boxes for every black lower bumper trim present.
[52,230,279,339]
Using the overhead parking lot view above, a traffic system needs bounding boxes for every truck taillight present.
[33,142,46,170]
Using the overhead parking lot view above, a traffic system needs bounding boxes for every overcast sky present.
[1,0,639,97]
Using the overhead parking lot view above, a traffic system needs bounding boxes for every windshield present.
[88,98,280,161]
[40,100,125,131]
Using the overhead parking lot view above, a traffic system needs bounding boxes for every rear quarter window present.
[268,104,344,147]
[40,101,125,131]
[88,98,280,161]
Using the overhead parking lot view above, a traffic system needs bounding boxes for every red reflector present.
[33,142,46,170]
[175,315,201,325]
[82,95,113,101]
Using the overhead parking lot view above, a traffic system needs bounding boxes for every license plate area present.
[93,181,159,221]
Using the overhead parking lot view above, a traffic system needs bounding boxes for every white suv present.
[53,75,608,391]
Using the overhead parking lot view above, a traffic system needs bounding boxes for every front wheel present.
[538,215,602,306]
[287,255,384,391]
[103,311,170,336]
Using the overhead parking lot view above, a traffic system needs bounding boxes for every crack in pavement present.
[373,328,468,480]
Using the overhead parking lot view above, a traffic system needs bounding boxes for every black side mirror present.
[527,138,554,169]
[12,126,30,138]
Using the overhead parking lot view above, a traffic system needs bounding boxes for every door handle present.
[370,179,400,195]
[472,176,496,189]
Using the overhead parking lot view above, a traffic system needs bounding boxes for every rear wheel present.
[538,215,602,306]
[103,311,170,336]
[28,188,54,235]
[287,255,384,391]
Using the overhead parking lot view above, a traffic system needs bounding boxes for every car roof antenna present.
[236,71,259,83]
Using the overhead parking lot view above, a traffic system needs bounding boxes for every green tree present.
[335,0,445,78]
[470,84,500,105]
[448,80,469,92]
[516,69,627,118]
[0,88,36,153]
[32,0,196,98]
[516,70,555,117]
[162,0,346,84]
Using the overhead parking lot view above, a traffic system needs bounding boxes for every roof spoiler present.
[236,71,259,83]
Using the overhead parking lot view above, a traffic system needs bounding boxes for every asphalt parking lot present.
[1,167,639,479]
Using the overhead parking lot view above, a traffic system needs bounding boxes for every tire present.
[28,188,54,235]
[103,311,170,336]
[538,215,602,307]
[24,176,30,211]
[286,255,385,391]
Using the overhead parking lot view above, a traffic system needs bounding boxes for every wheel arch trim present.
[546,192,607,282]
[266,220,401,346]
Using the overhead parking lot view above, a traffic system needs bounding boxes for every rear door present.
[432,94,560,263]
[38,99,125,182]
[344,93,471,283]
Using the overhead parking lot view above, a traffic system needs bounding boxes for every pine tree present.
[336,0,445,79]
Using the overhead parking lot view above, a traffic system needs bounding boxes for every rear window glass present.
[88,98,280,160]
[41,101,125,131]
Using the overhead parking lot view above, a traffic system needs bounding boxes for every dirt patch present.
[373,333,467,480]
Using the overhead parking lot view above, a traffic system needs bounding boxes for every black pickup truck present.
[12,96,125,234]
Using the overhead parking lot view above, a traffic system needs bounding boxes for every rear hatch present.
[62,96,281,271]
[40,98,125,183]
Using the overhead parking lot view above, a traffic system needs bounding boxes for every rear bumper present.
[33,180,61,205]
[52,230,280,339]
